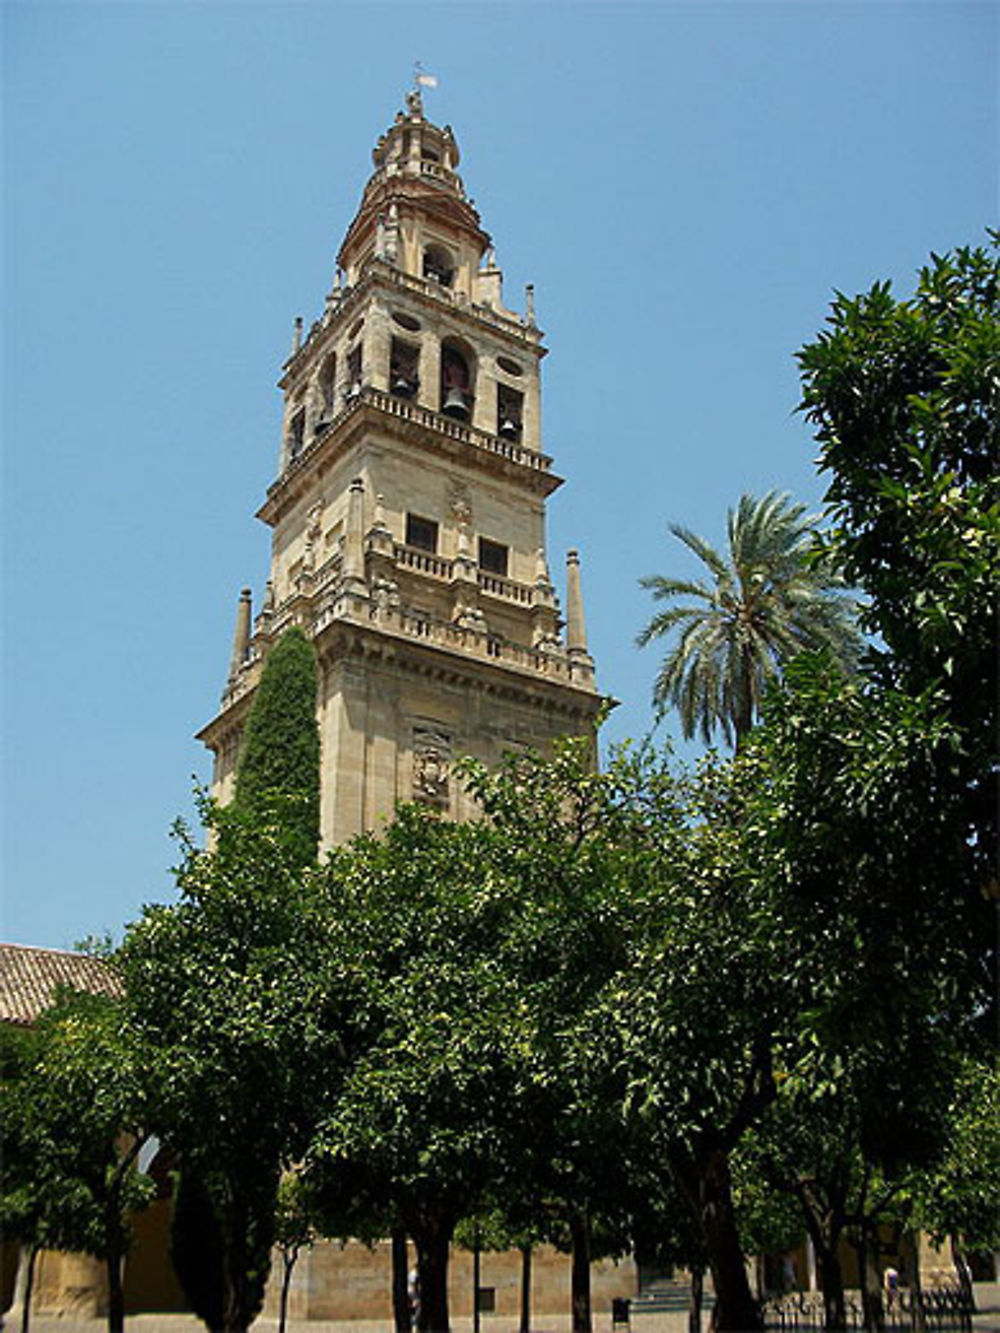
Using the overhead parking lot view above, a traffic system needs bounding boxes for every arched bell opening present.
[440,341,475,421]
[390,338,420,400]
[497,383,524,442]
[423,243,455,288]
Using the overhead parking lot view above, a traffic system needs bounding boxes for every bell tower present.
[198,88,602,844]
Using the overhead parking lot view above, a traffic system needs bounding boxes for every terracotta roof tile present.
[0,942,119,1026]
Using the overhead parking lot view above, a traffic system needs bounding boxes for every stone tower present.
[198,88,602,842]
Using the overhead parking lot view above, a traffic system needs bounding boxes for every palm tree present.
[637,491,861,748]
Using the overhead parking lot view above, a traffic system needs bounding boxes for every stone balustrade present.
[478,571,532,604]
[366,386,551,473]
[393,544,453,580]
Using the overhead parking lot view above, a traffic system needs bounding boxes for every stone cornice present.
[326,611,607,724]
[281,260,543,389]
[198,596,607,753]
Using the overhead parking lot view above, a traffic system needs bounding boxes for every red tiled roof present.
[0,942,119,1026]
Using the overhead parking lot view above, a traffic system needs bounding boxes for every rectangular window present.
[476,1289,496,1315]
[406,514,438,553]
[478,538,508,576]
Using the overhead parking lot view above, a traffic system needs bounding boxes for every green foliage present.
[637,491,860,747]
[912,1055,1000,1251]
[745,655,988,1064]
[274,1170,319,1259]
[306,740,654,1329]
[312,806,529,1224]
[120,797,341,1332]
[730,1134,804,1261]
[234,626,320,866]
[798,236,999,849]
[0,990,154,1318]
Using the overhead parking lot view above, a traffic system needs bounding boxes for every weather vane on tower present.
[408,62,438,115]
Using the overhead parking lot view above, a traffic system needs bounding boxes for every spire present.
[338,90,488,285]
[565,550,589,656]
[227,588,252,681]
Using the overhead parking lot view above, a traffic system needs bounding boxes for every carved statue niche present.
[449,482,473,535]
[450,485,476,572]
[412,726,451,808]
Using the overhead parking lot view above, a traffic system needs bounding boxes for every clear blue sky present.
[3,1,995,950]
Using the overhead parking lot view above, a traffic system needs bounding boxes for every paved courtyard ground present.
[13,1297,1000,1333]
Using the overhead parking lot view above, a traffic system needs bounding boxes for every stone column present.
[468,357,491,436]
[365,304,391,394]
[522,359,542,452]
[418,336,441,414]
[342,479,367,594]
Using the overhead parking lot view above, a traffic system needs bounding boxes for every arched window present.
[423,243,454,287]
[440,342,474,421]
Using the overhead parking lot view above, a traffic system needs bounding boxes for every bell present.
[393,375,415,396]
[498,418,521,440]
[442,388,468,419]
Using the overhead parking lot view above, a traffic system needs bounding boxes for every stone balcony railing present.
[393,544,453,581]
[392,544,541,608]
[365,387,552,474]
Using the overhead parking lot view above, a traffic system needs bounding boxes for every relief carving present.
[413,726,451,807]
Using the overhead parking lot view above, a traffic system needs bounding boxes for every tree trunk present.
[278,1248,298,1333]
[519,1243,532,1333]
[569,1208,592,1333]
[812,1235,847,1333]
[689,1262,704,1333]
[473,1227,481,1333]
[854,1228,884,1333]
[905,1231,925,1332]
[392,1228,411,1333]
[951,1239,975,1313]
[106,1249,126,1333]
[677,1147,761,1333]
[414,1218,452,1333]
[20,1244,40,1333]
